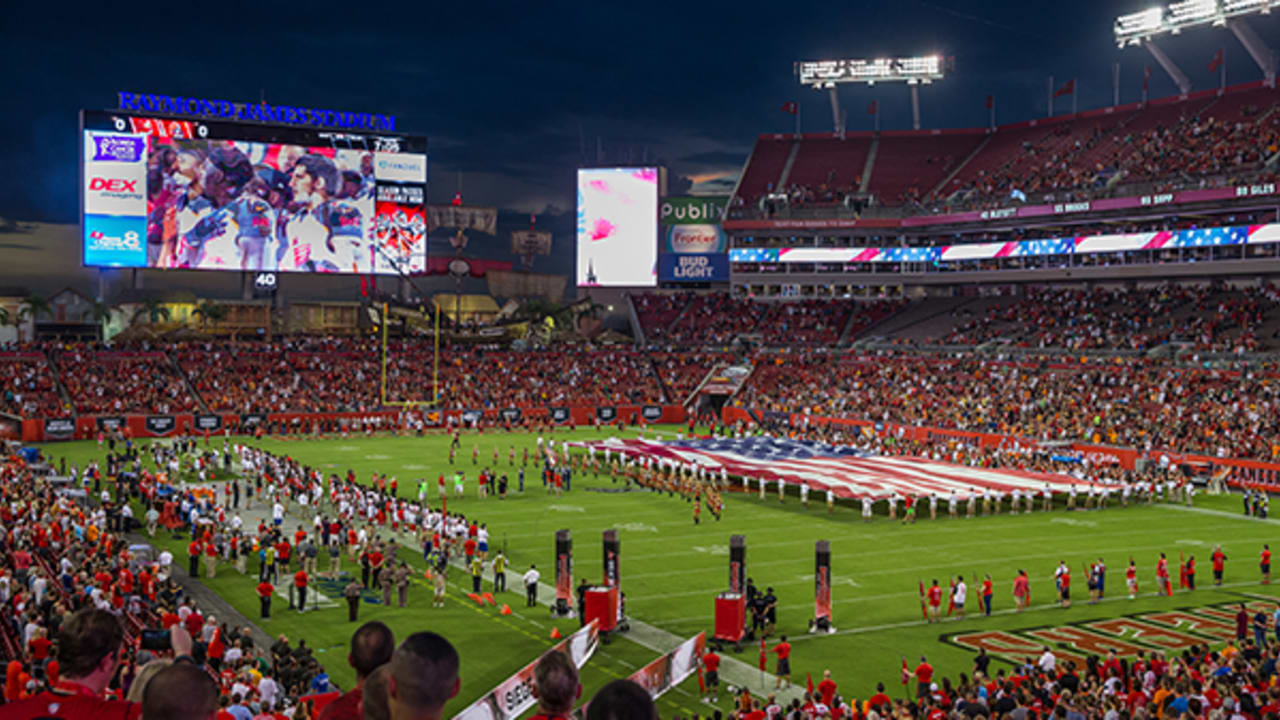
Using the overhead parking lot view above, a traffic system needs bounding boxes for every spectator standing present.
[317,622,395,720]
[386,632,460,720]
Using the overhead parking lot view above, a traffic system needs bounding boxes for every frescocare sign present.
[659,253,729,283]
[665,224,725,254]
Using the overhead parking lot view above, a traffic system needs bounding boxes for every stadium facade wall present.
[18,404,688,443]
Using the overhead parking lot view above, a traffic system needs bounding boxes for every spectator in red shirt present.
[317,621,396,720]
[771,636,791,689]
[817,669,838,707]
[915,655,934,698]
[257,580,274,619]
[701,650,721,703]
[1,608,141,719]
[294,570,309,612]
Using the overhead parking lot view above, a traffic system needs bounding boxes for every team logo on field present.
[946,599,1274,667]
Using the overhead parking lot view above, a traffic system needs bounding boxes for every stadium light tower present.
[796,55,946,132]
[1115,0,1278,91]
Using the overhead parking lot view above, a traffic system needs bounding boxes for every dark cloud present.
[1,0,1276,222]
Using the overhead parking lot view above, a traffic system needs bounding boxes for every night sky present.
[1,0,1275,224]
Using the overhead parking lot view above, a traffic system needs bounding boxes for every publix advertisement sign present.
[662,196,727,254]
[661,196,729,282]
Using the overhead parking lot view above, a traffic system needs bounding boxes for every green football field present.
[43,426,1280,717]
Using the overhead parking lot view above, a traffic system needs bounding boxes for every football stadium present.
[4,2,1280,720]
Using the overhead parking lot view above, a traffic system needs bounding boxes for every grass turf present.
[42,426,1280,717]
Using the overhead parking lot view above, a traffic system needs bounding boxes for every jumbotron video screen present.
[576,167,659,287]
[80,110,428,274]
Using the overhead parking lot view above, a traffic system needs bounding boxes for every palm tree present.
[18,294,49,324]
[132,298,172,325]
[17,294,49,342]
[0,307,11,342]
[192,300,227,330]
[89,299,115,326]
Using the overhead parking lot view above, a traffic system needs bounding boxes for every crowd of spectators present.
[755,301,854,346]
[175,343,315,413]
[938,285,1280,352]
[666,293,769,345]
[57,348,197,415]
[0,354,64,419]
[650,351,734,403]
[739,353,1280,461]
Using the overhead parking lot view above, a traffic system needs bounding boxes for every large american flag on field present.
[577,436,1091,500]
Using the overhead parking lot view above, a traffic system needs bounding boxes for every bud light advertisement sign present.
[659,253,728,283]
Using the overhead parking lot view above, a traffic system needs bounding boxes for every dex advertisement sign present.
[659,253,728,283]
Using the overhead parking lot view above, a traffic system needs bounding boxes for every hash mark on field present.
[402,464,427,470]
[616,522,658,533]
[691,545,729,556]
[365,454,392,460]
[799,573,860,588]
[334,445,358,451]
[1050,518,1097,528]
[548,504,586,513]
[1176,539,1208,546]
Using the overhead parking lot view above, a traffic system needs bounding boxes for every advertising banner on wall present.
[44,418,76,440]
[659,253,729,283]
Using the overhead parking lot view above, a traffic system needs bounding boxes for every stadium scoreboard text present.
[81,109,427,275]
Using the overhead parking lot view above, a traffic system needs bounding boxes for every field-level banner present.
[571,632,706,719]
[452,620,599,720]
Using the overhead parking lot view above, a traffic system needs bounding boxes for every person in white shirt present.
[1038,647,1056,674]
[523,564,541,607]
[861,496,872,522]
[272,502,284,527]
[258,674,279,709]
[952,576,967,619]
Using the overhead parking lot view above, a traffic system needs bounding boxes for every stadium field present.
[45,425,1280,717]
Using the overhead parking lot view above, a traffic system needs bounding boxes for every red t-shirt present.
[927,585,942,606]
[316,688,362,720]
[295,570,308,588]
[0,683,141,720]
[915,663,933,684]
[464,539,477,557]
[29,637,51,660]
[257,582,274,598]
[772,642,791,660]
[703,652,720,672]
[817,679,837,706]
[276,542,291,561]
[1263,549,1272,565]
[184,613,203,636]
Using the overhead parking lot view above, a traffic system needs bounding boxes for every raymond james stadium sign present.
[116,91,396,132]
